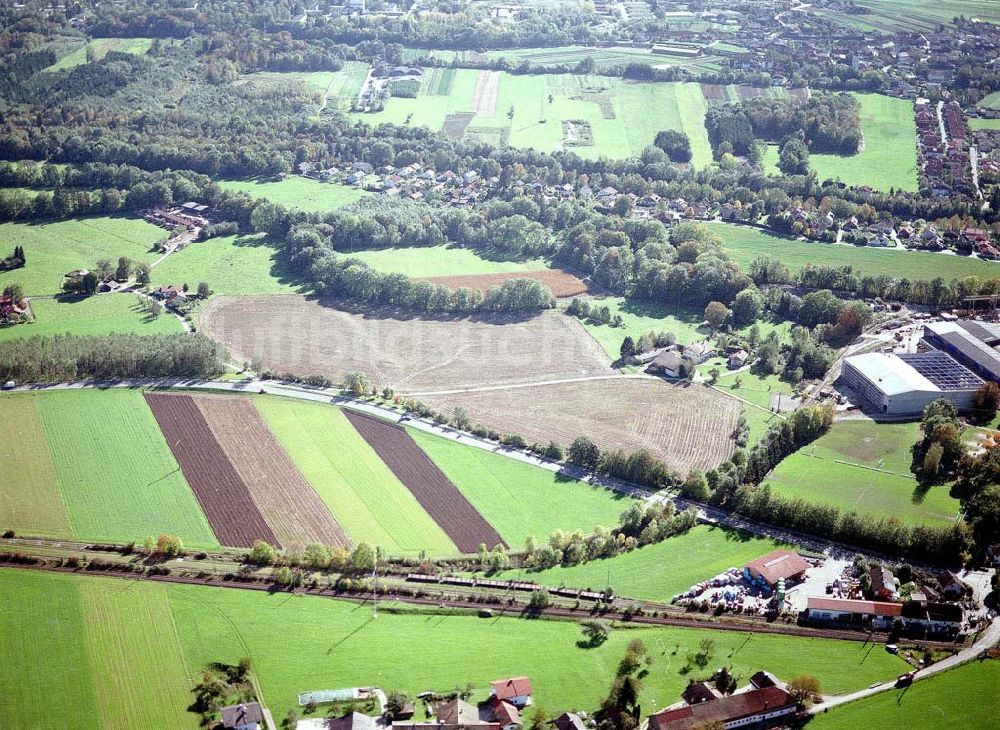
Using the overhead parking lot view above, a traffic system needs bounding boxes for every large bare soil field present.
[420,378,740,474]
[201,295,614,391]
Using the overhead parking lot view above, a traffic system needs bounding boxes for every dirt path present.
[471,70,500,116]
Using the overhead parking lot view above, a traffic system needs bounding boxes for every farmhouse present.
[221,702,264,730]
[646,350,683,378]
[742,549,810,589]
[648,684,797,730]
[553,713,586,730]
[801,597,902,630]
[682,341,715,363]
[870,566,898,601]
[393,698,501,730]
[490,677,533,707]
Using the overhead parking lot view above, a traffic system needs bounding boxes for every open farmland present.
[343,245,553,278]
[217,177,366,212]
[151,234,303,296]
[257,398,456,555]
[345,410,505,552]
[33,390,219,548]
[44,37,154,72]
[410,428,631,549]
[347,69,715,166]
[761,93,918,192]
[0,216,165,296]
[145,393,277,549]
[200,295,614,391]
[0,294,183,343]
[0,568,911,726]
[487,525,792,602]
[425,270,588,297]
[818,0,1000,33]
[764,420,961,526]
[0,395,71,538]
[195,395,351,550]
[419,378,740,474]
[809,660,1000,730]
[437,45,726,73]
[706,222,1000,281]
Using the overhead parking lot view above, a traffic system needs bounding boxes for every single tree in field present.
[196,282,212,299]
[343,370,370,396]
[568,436,601,469]
[155,534,183,557]
[787,675,822,706]
[115,256,133,282]
[134,261,151,285]
[96,259,114,279]
[704,301,730,329]
[250,540,277,566]
[581,619,611,646]
[620,336,637,360]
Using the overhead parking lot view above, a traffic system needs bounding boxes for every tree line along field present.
[0,294,183,343]
[808,659,1000,730]
[217,177,367,213]
[43,37,155,72]
[0,568,912,728]
[0,389,631,556]
[763,420,962,527]
[760,94,918,192]
[0,216,166,296]
[486,525,792,603]
[706,222,1000,281]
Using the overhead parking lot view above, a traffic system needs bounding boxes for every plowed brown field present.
[420,378,740,474]
[195,396,351,550]
[200,295,614,391]
[422,270,588,298]
[144,393,277,548]
[344,410,505,553]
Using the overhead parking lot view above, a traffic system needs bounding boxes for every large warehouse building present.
[840,319,998,416]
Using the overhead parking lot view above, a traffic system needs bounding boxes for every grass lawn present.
[0,216,166,296]
[573,296,792,360]
[0,570,100,729]
[0,395,72,538]
[255,398,456,556]
[711,370,793,446]
[981,91,1000,110]
[762,94,917,192]
[0,568,910,724]
[765,420,961,526]
[0,294,182,342]
[706,222,1000,281]
[410,428,631,548]
[475,45,724,73]
[217,177,366,213]
[78,576,197,729]
[44,37,154,72]
[487,525,792,602]
[353,70,715,166]
[34,390,219,548]
[809,659,1000,729]
[344,245,551,278]
[969,118,1000,130]
[151,234,305,296]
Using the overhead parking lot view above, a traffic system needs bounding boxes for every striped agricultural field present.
[256,397,457,556]
[194,395,350,550]
[0,394,72,538]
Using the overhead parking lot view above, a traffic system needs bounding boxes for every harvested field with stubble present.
[200,295,614,391]
[344,410,505,553]
[196,396,350,550]
[471,70,500,115]
[145,393,277,549]
[423,270,589,297]
[420,378,740,474]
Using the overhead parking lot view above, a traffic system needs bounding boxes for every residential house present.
[727,350,749,369]
[648,685,797,730]
[488,699,522,730]
[221,702,264,730]
[743,549,810,589]
[900,601,964,634]
[490,677,533,708]
[870,566,898,601]
[553,713,586,730]
[646,351,683,378]
[0,293,27,320]
[682,341,715,363]
[681,681,722,705]
[939,571,970,600]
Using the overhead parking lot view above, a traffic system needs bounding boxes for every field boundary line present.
[407,372,653,397]
[833,459,909,477]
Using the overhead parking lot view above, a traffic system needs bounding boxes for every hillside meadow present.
[0,294,183,343]
[217,177,366,213]
[344,245,552,278]
[0,569,911,726]
[44,37,154,72]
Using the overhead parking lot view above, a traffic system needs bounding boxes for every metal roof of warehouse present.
[898,351,983,391]
[930,324,1000,381]
[845,352,939,395]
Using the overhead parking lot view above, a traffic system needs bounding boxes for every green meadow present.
[487,525,792,602]
[0,216,166,296]
[706,222,1000,281]
[764,420,961,526]
[0,294,183,342]
[762,94,918,192]
[44,37,154,72]
[344,245,551,278]
[218,177,366,213]
[411,428,631,548]
[0,568,910,725]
